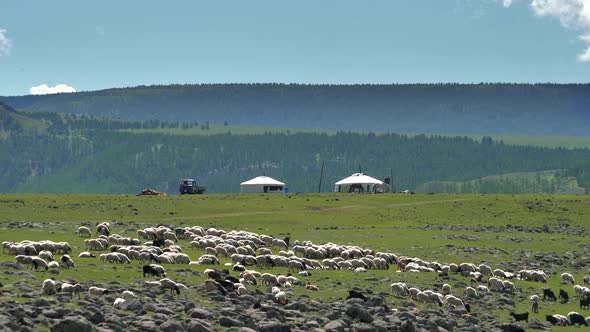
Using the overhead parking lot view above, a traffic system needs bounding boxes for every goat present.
[580,297,590,310]
[346,290,368,302]
[543,288,557,301]
[509,311,529,323]
[559,289,569,303]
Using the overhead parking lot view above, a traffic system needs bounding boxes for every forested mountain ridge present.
[1,110,589,194]
[2,83,590,135]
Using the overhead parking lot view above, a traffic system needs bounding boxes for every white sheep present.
[32,256,49,271]
[48,261,60,269]
[121,290,136,299]
[476,285,489,293]
[442,284,452,295]
[391,283,409,297]
[275,291,288,304]
[502,280,515,294]
[159,278,181,295]
[552,314,570,326]
[77,226,92,237]
[493,269,507,279]
[113,298,126,308]
[42,278,57,295]
[261,273,278,286]
[60,283,82,298]
[78,252,95,258]
[464,287,478,298]
[444,294,466,309]
[88,286,109,295]
[488,277,504,292]
[478,264,493,276]
[561,272,575,284]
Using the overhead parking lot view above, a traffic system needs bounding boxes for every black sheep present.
[142,264,164,277]
[568,312,588,326]
[509,311,529,323]
[543,288,557,301]
[346,290,368,302]
[546,315,558,325]
[559,289,569,303]
[580,297,590,310]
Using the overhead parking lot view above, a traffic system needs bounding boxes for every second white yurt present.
[240,176,286,193]
[334,173,389,194]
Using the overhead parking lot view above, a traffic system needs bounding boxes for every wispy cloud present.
[503,0,513,8]
[30,84,76,95]
[0,28,12,56]
[527,0,590,62]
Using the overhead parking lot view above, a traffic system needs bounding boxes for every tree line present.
[1,111,589,194]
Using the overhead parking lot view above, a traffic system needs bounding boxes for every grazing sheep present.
[78,252,95,258]
[288,260,306,272]
[42,278,57,295]
[442,284,452,295]
[96,222,110,236]
[509,312,529,323]
[487,277,504,292]
[476,285,489,293]
[159,278,181,295]
[561,272,575,284]
[444,294,466,310]
[391,282,409,297]
[580,297,590,310]
[32,257,49,271]
[77,226,92,237]
[60,255,75,269]
[275,291,288,304]
[464,287,478,298]
[113,298,126,308]
[502,280,515,294]
[121,290,136,299]
[261,273,279,286]
[493,269,507,279]
[38,250,54,262]
[143,264,166,277]
[48,261,60,269]
[478,264,493,276]
[568,312,588,326]
[559,289,569,303]
[543,288,557,301]
[60,282,82,298]
[88,286,109,295]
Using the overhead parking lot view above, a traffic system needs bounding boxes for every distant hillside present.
[2,83,590,135]
[0,110,589,194]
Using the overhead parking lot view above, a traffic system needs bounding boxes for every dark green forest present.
[3,83,590,135]
[1,105,589,194]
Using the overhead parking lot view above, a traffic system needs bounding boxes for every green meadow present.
[1,193,589,330]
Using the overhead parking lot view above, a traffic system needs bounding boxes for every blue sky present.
[1,0,590,96]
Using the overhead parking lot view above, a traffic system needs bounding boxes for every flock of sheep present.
[3,220,590,328]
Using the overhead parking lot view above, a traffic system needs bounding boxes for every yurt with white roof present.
[240,176,286,193]
[334,173,389,194]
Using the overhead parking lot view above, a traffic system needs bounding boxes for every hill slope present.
[3,83,590,135]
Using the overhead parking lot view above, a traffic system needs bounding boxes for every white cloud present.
[0,28,12,56]
[30,84,77,95]
[503,0,513,8]
[528,0,590,61]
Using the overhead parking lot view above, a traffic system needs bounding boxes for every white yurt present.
[240,176,286,193]
[334,173,389,194]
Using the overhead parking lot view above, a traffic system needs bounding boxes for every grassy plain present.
[0,193,589,330]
